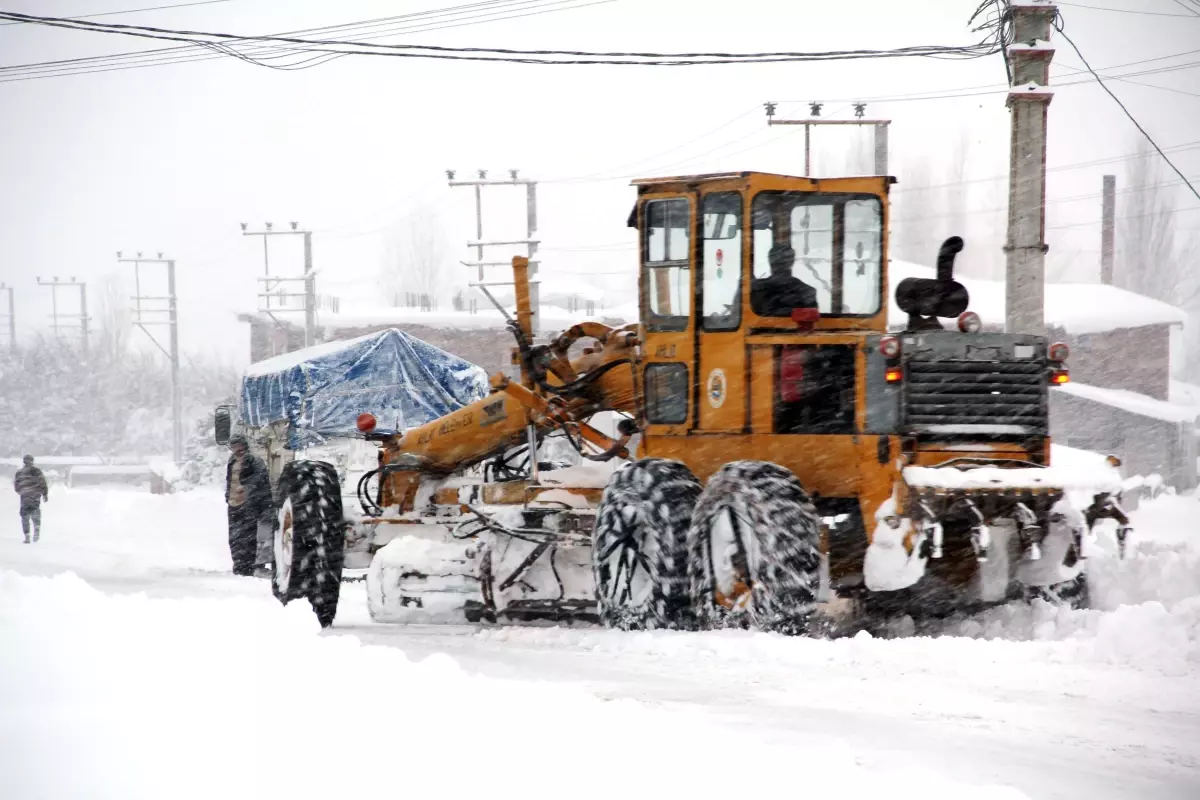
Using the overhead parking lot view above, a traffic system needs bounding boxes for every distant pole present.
[167,260,181,463]
[447,168,542,335]
[1003,1,1057,334]
[79,281,89,355]
[35,276,89,351]
[1101,174,1116,285]
[303,231,315,347]
[119,252,182,464]
[764,101,891,177]
[241,222,318,349]
[0,283,14,352]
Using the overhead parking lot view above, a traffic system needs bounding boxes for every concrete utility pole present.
[1100,174,1116,285]
[240,222,318,347]
[35,276,90,353]
[118,252,182,465]
[446,169,542,336]
[0,283,14,352]
[764,101,891,176]
[1003,0,1058,334]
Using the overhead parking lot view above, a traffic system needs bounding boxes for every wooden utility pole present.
[1100,174,1116,285]
[1003,0,1058,334]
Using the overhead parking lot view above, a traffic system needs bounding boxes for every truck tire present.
[688,461,821,635]
[592,458,701,630]
[274,460,345,628]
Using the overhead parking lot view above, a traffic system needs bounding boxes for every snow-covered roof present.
[1054,381,1200,425]
[888,261,1188,335]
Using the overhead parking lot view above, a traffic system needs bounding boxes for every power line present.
[1170,0,1200,17]
[0,0,603,80]
[0,0,231,27]
[1056,1,1200,17]
[1054,15,1200,203]
[0,8,1009,68]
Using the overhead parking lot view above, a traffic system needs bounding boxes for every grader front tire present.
[592,458,702,630]
[687,460,822,635]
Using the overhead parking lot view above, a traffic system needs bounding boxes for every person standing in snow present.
[225,436,275,577]
[13,455,48,544]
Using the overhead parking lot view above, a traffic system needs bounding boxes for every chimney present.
[1101,174,1116,285]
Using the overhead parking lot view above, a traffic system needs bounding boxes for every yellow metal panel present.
[697,333,745,432]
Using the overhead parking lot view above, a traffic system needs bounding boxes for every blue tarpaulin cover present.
[239,328,489,446]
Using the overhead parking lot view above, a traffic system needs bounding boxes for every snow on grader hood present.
[261,172,1135,633]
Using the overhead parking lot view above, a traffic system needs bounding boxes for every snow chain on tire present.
[688,460,822,635]
[274,460,345,628]
[592,458,701,630]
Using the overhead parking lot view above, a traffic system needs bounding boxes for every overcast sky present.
[1,0,1197,366]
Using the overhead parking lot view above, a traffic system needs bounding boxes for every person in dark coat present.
[13,455,48,544]
[225,436,275,577]
[751,244,819,317]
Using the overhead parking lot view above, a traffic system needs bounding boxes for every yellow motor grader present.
[268,170,1132,631]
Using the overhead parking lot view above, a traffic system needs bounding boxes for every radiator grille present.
[904,360,1047,434]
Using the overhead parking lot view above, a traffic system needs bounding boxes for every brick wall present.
[1051,323,1171,401]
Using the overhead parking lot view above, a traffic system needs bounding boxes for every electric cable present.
[0,8,1010,69]
[1054,13,1200,202]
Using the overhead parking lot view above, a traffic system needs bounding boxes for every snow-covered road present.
[2,485,1198,800]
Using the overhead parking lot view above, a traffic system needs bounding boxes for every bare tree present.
[1116,138,1195,303]
[95,272,130,359]
[378,208,451,310]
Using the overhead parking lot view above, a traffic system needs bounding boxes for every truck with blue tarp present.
[214,328,489,620]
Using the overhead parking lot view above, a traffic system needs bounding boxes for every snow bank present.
[1055,381,1200,424]
[0,572,1032,800]
[0,487,231,579]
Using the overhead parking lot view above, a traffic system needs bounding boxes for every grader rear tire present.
[592,458,701,630]
[688,461,822,635]
[274,460,345,628]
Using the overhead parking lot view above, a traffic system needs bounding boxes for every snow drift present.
[0,571,1032,800]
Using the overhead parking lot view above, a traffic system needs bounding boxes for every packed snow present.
[2,481,1199,799]
[902,461,1124,493]
[1056,381,1200,424]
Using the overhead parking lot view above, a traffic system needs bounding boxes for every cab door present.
[696,191,746,432]
[638,194,696,450]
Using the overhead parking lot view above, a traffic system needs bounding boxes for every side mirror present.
[214,405,234,446]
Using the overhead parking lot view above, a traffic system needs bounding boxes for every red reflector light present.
[879,335,901,359]
[1050,369,1070,385]
[885,367,903,383]
[1048,342,1069,362]
[791,307,821,330]
[957,311,982,333]
[356,413,378,433]
[780,347,806,403]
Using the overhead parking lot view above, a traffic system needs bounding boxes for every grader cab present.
[267,170,1132,631]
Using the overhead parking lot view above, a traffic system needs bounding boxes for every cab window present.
[751,192,883,317]
[776,345,856,434]
[643,198,690,332]
[701,193,742,331]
